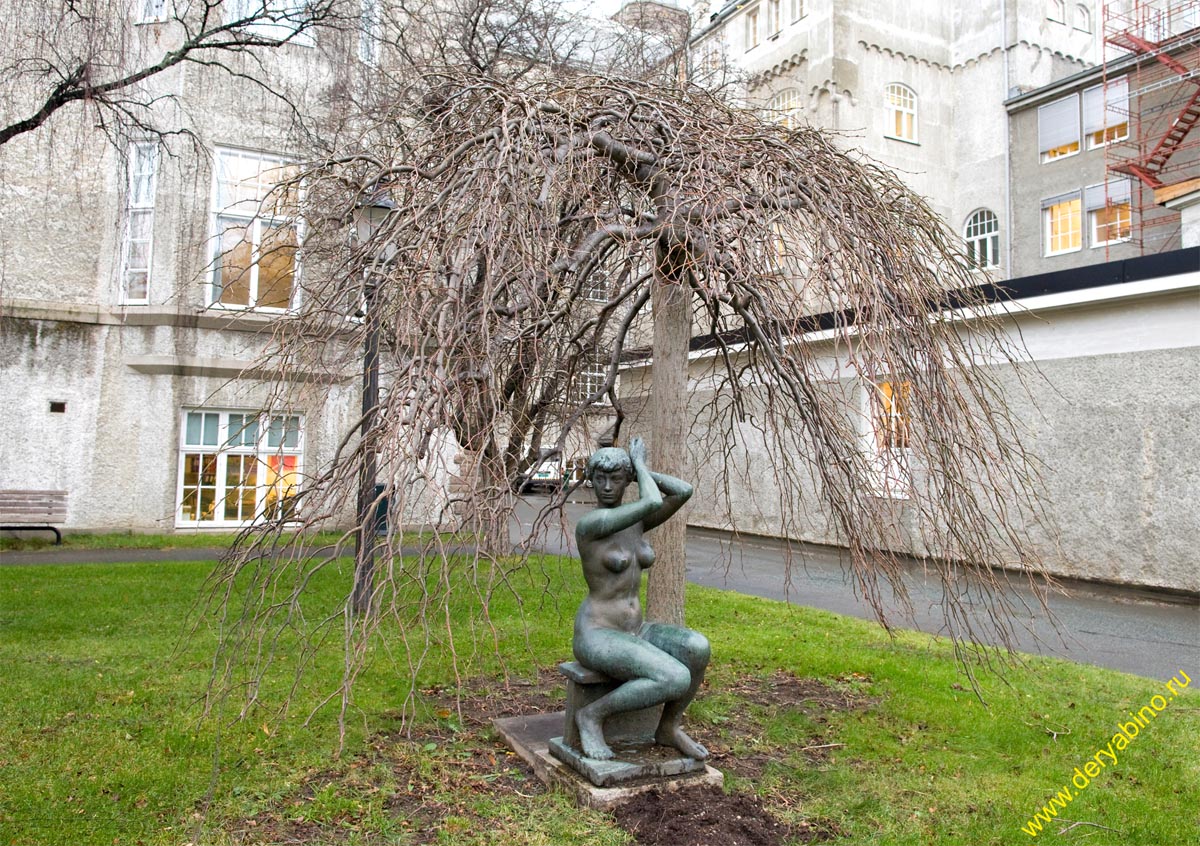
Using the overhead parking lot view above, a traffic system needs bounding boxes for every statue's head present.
[586,447,632,506]
[585,447,631,479]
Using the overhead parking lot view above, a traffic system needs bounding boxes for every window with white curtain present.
[225,0,314,46]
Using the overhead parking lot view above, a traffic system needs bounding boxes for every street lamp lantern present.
[354,193,398,266]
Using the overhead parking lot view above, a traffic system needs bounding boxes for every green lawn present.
[0,555,1195,845]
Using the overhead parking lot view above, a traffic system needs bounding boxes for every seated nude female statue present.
[572,437,710,761]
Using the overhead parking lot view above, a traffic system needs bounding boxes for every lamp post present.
[351,194,395,616]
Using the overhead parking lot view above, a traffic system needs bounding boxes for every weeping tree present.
[204,71,1054,727]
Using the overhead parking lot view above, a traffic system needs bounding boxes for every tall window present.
[1038,94,1080,161]
[582,270,609,303]
[745,5,761,50]
[867,380,912,498]
[1083,78,1129,148]
[120,141,158,304]
[767,0,782,36]
[225,0,313,45]
[1043,191,1082,255]
[964,209,1000,269]
[177,409,303,527]
[884,84,917,143]
[136,0,167,23]
[1074,3,1092,31]
[1086,180,1133,246]
[359,0,381,65]
[210,148,300,310]
[1048,0,1066,22]
[791,0,804,21]
[766,88,803,129]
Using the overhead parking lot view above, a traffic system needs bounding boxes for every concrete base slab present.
[494,711,722,810]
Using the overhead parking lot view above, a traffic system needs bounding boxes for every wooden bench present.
[0,490,68,544]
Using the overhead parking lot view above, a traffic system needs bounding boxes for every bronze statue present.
[571,437,710,761]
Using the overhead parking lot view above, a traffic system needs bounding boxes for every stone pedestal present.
[548,661,707,788]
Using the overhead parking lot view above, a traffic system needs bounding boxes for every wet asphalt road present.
[514,498,1199,682]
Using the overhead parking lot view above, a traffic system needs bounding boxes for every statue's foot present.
[656,724,708,760]
[576,709,614,760]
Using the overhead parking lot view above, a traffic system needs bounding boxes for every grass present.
[0,554,1196,845]
[0,529,454,553]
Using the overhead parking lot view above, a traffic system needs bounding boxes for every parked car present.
[519,458,564,494]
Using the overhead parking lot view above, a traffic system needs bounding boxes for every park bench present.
[0,490,68,544]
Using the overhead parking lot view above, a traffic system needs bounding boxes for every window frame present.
[1038,93,1082,163]
[1048,0,1066,23]
[225,0,315,47]
[119,141,158,305]
[790,0,804,22]
[568,360,609,407]
[1083,79,1129,150]
[884,83,918,144]
[208,147,302,312]
[1042,191,1083,256]
[863,379,912,499]
[1086,180,1134,247]
[766,0,783,37]
[744,4,761,51]
[176,408,304,528]
[358,0,381,65]
[135,0,168,24]
[963,209,1001,270]
[766,88,803,130]
[1073,3,1092,32]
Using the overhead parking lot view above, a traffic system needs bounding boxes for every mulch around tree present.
[224,668,861,844]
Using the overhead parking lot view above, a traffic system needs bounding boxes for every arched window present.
[964,209,1001,269]
[884,83,917,142]
[1074,3,1092,32]
[766,88,803,130]
[1048,0,1066,22]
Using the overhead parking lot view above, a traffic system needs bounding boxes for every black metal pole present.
[352,277,379,616]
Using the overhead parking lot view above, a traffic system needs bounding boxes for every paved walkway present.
[514,500,1200,683]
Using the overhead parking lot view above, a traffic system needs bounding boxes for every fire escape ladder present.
[1106,22,1200,189]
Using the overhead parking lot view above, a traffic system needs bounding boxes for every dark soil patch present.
[422,666,564,726]
[726,670,872,712]
[613,785,839,846]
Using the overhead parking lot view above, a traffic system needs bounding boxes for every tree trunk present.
[645,250,690,626]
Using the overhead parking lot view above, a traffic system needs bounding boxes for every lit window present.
[1042,191,1082,255]
[791,0,804,22]
[884,83,917,143]
[1086,180,1133,246]
[136,0,168,23]
[225,0,314,46]
[964,209,1001,269]
[177,409,303,526]
[745,5,761,50]
[119,142,158,304]
[1074,3,1092,31]
[1038,93,1081,162]
[1083,78,1129,148]
[210,148,301,310]
[765,88,803,130]
[767,0,782,37]
[866,380,912,498]
[1048,0,1066,22]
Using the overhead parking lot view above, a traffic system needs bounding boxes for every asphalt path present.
[513,498,1199,682]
